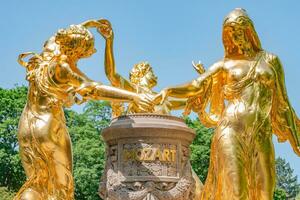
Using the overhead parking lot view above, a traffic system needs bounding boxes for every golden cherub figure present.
[15,20,154,200]
[155,8,300,200]
[109,61,161,117]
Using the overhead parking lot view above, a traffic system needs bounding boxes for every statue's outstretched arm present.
[154,61,223,104]
[269,54,300,156]
[167,97,187,110]
[164,62,206,111]
[77,82,154,112]
[98,19,134,91]
[76,82,146,102]
[53,59,153,111]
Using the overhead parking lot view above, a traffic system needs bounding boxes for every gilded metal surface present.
[98,19,186,117]
[155,8,300,200]
[15,20,154,200]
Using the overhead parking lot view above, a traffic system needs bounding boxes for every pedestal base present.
[99,114,197,200]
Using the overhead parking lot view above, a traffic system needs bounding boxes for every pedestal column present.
[99,114,196,200]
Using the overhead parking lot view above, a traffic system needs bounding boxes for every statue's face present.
[223,25,245,51]
[229,25,247,47]
[130,63,158,89]
[223,24,254,57]
[143,67,157,89]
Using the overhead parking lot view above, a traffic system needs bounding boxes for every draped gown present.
[198,51,299,200]
[16,53,84,200]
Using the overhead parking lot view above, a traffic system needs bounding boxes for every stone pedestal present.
[99,114,196,200]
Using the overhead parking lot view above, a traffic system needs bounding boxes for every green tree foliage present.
[185,117,214,182]
[0,86,27,191]
[274,188,287,200]
[65,101,111,200]
[275,157,300,199]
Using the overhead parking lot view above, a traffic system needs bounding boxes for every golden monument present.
[15,20,154,200]
[14,7,300,200]
[154,8,300,200]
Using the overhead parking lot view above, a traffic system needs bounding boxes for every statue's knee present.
[18,188,42,200]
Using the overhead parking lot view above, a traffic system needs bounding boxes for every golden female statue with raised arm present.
[15,20,153,200]
[97,19,187,117]
[155,8,300,200]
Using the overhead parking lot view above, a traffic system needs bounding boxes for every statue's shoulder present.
[215,59,224,66]
[262,51,280,65]
[209,59,224,71]
[46,55,69,70]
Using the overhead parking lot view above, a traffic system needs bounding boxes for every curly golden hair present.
[55,25,94,57]
[129,62,152,85]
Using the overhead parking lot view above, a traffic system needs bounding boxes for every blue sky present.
[1,1,300,177]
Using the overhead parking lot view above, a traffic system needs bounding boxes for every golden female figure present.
[155,8,300,200]
[15,20,153,200]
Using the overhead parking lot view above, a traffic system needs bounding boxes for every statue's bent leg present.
[15,145,42,200]
[19,141,34,178]
[46,125,74,200]
[15,114,42,200]
[214,127,249,200]
[18,112,35,178]
[18,188,42,200]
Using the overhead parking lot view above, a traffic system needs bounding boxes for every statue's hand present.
[132,93,154,113]
[97,19,113,39]
[74,82,101,103]
[76,82,98,95]
[192,61,205,74]
[153,89,169,105]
